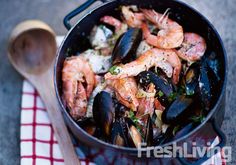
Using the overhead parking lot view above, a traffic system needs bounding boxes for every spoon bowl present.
[8,20,80,165]
[8,20,56,77]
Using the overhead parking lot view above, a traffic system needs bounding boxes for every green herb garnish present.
[157,91,164,97]
[173,125,180,135]
[168,92,177,102]
[186,89,195,96]
[109,66,121,75]
[128,111,143,136]
[191,115,205,123]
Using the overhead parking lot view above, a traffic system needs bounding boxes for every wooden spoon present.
[8,20,80,165]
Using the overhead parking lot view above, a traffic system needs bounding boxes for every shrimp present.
[141,9,184,49]
[107,77,139,111]
[175,33,207,62]
[136,83,156,117]
[105,48,181,84]
[154,98,165,111]
[70,82,87,119]
[121,6,145,28]
[165,50,182,84]
[62,56,95,119]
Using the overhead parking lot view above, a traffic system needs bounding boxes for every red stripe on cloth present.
[22,107,46,111]
[50,125,54,165]
[221,149,226,165]
[32,89,37,165]
[21,155,64,162]
[21,123,52,126]
[21,139,58,144]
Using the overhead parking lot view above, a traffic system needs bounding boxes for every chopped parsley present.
[186,89,195,96]
[173,125,180,136]
[109,66,121,75]
[128,111,142,134]
[190,111,205,123]
[168,92,177,102]
[157,91,164,97]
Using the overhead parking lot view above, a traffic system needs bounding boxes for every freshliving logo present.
[137,142,231,162]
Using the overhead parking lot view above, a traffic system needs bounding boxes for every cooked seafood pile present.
[61,6,221,148]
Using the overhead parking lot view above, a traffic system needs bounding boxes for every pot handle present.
[177,119,226,165]
[63,0,107,30]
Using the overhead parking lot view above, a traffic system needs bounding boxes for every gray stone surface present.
[0,0,235,164]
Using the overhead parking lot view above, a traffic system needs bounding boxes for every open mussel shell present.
[137,71,174,106]
[144,115,153,146]
[77,118,97,136]
[113,98,128,120]
[162,95,193,124]
[184,63,200,96]
[93,91,115,138]
[112,28,142,64]
[111,118,128,147]
[126,118,142,148]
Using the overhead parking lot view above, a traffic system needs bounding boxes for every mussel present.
[205,51,221,81]
[137,71,174,106]
[184,63,200,96]
[112,28,143,64]
[153,126,174,146]
[93,91,115,138]
[111,118,128,147]
[162,95,193,124]
[126,118,142,148]
[77,117,97,136]
[199,61,212,110]
[113,98,128,120]
[144,115,153,146]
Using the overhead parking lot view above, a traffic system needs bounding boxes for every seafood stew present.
[59,5,225,149]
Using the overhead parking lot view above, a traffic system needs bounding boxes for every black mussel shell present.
[112,28,143,64]
[111,118,128,147]
[184,63,200,96]
[162,95,193,124]
[137,71,174,106]
[93,91,115,138]
[199,61,212,110]
[153,126,174,146]
[144,115,153,146]
[77,118,97,136]
[113,99,128,120]
[205,51,221,81]
[126,118,142,148]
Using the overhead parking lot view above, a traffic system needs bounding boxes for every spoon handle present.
[37,82,80,165]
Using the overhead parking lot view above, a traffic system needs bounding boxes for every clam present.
[112,28,143,64]
[93,91,115,138]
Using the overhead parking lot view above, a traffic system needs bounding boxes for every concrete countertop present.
[0,0,235,164]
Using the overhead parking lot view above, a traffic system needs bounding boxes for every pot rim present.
[54,0,228,154]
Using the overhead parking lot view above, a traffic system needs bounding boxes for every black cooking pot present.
[54,0,228,164]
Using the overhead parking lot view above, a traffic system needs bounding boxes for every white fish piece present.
[137,41,152,57]
[81,49,112,74]
[90,25,112,49]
